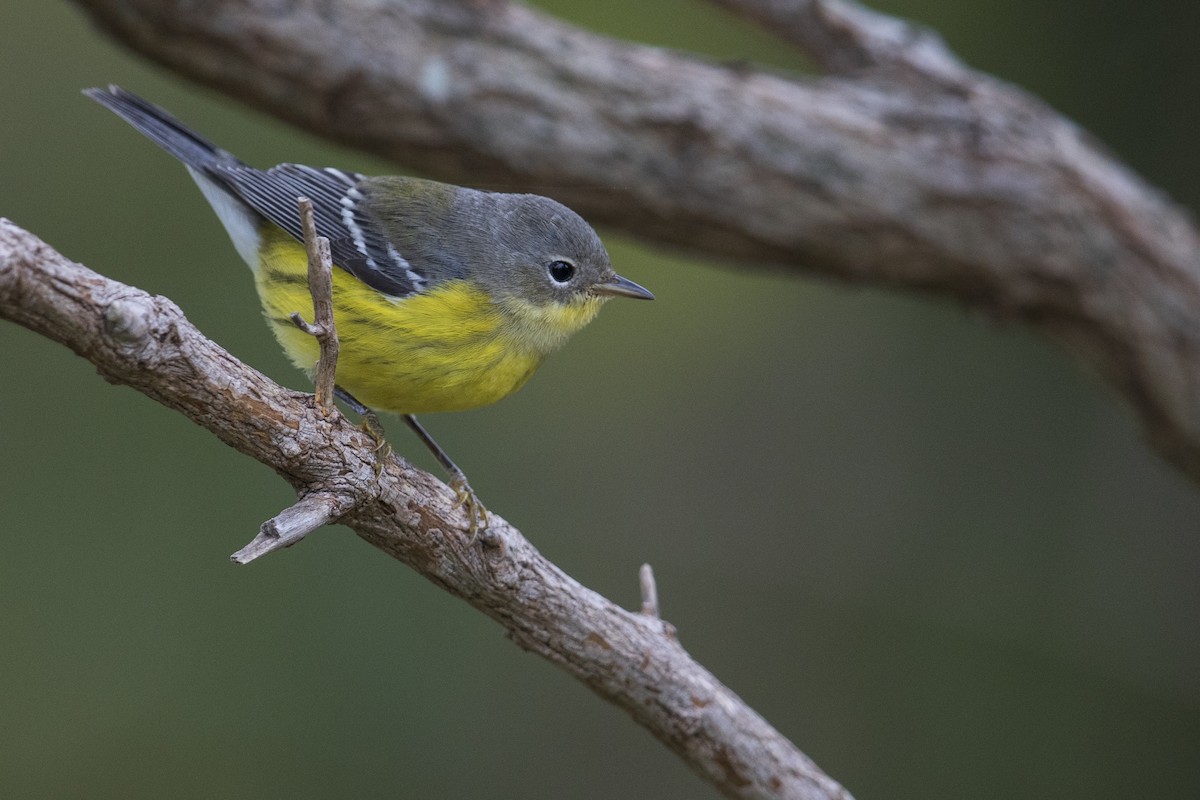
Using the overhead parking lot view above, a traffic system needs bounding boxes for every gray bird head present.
[362,177,653,310]
[469,191,654,308]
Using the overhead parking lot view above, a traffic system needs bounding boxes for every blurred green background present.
[2,1,1198,797]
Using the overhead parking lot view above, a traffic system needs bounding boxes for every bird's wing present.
[211,162,426,298]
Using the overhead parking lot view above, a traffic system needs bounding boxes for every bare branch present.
[232,491,355,564]
[705,0,966,80]
[71,0,1200,489]
[640,563,661,619]
[0,216,852,800]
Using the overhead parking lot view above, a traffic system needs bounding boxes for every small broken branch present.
[231,491,356,564]
[640,563,661,619]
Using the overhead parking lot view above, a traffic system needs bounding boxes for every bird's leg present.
[402,414,489,540]
[333,389,488,538]
[334,387,392,472]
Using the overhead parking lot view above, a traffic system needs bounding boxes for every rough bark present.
[0,216,852,799]
[69,0,1200,487]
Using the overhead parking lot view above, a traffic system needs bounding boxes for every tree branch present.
[706,0,967,80]
[72,0,1200,489]
[232,490,356,564]
[0,216,851,799]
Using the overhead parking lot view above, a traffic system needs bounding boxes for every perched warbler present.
[86,86,653,534]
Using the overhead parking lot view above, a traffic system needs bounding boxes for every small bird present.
[85,85,653,535]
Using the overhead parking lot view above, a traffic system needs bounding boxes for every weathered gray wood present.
[232,492,355,564]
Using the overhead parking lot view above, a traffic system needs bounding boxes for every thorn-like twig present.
[290,196,338,416]
[231,492,354,564]
[639,563,660,619]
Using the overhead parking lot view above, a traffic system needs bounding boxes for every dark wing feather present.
[211,162,425,298]
[85,87,424,297]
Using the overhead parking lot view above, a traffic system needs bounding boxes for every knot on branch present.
[103,295,156,353]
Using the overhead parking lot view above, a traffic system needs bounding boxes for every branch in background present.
[706,0,967,79]
[72,0,1200,492]
[0,217,852,800]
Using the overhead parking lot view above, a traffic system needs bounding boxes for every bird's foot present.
[357,411,392,477]
[449,471,489,542]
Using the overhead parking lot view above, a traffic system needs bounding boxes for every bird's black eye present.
[547,259,576,284]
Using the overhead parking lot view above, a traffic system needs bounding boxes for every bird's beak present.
[591,273,655,300]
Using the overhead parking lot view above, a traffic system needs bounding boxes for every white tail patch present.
[187,166,261,269]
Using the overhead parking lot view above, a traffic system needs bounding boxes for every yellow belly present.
[254,229,544,414]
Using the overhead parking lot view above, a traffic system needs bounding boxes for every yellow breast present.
[253,229,549,414]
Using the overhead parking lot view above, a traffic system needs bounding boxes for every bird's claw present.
[357,415,391,477]
[450,473,489,542]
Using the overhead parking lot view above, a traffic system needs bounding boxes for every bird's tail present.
[85,85,267,268]
[84,85,240,171]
